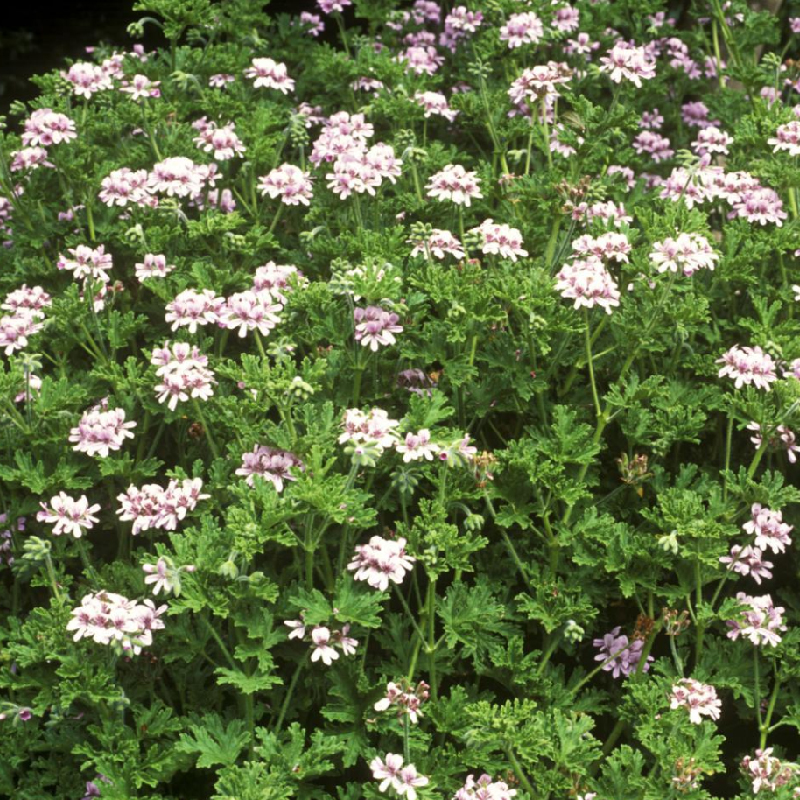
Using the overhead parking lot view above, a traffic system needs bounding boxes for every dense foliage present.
[2,0,800,797]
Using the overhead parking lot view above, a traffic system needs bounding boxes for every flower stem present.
[192,399,220,460]
[274,653,307,733]
[584,309,601,420]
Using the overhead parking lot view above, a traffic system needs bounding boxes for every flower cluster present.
[500,12,544,48]
[165,289,225,333]
[235,446,304,491]
[409,228,465,261]
[555,257,621,314]
[669,679,721,724]
[116,479,208,534]
[243,58,295,93]
[374,680,430,724]
[21,109,77,147]
[135,254,175,281]
[742,505,793,553]
[470,219,528,261]
[453,774,517,800]
[716,345,778,391]
[67,591,166,655]
[741,748,799,794]
[415,91,459,122]
[370,754,429,800]
[69,401,137,458]
[340,408,401,452]
[0,285,51,355]
[426,164,483,207]
[151,342,216,410]
[599,42,657,86]
[719,545,773,584]
[284,619,358,665]
[37,493,101,538]
[354,306,403,351]
[259,164,314,206]
[142,557,195,596]
[192,120,246,160]
[348,535,415,591]
[649,233,718,276]
[593,626,654,678]
[726,593,787,647]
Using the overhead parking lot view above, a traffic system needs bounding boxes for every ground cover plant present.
[2,0,800,797]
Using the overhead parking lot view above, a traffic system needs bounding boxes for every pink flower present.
[209,73,235,88]
[470,219,528,261]
[9,146,53,172]
[669,678,721,724]
[143,557,193,596]
[284,619,306,640]
[633,131,674,162]
[223,291,282,337]
[135,254,174,281]
[21,109,77,147]
[500,12,544,48]
[37,492,101,538]
[592,626,653,678]
[61,62,113,97]
[318,0,352,12]
[742,504,793,554]
[311,626,339,665]
[396,430,439,462]
[340,408,400,451]
[67,591,166,655]
[719,545,773,584]
[415,91,459,122]
[398,45,444,75]
[649,233,718,276]
[717,345,778,390]
[693,126,733,156]
[374,680,429,724]
[193,121,246,160]
[571,233,630,263]
[57,244,113,283]
[119,74,160,100]
[371,754,404,792]
[555,257,621,313]
[99,168,155,208]
[426,164,482,207]
[726,593,787,647]
[409,228,465,261]
[348,536,415,591]
[117,478,208,534]
[244,58,295,93]
[508,62,572,104]
[599,42,656,86]
[259,164,314,206]
[151,341,216,411]
[165,289,225,333]
[454,775,516,800]
[69,401,136,458]
[235,446,303,491]
[354,305,403,351]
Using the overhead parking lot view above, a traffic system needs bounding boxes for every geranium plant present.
[1,0,800,798]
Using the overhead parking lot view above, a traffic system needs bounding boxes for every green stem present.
[202,615,237,669]
[44,554,64,604]
[584,309,601,420]
[754,648,763,729]
[427,577,438,702]
[506,746,535,798]
[274,654,307,733]
[402,712,411,764]
[192,400,220,460]
[761,670,782,750]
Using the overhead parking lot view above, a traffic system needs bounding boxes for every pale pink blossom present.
[244,58,295,93]
[669,678,722,724]
[37,493,101,538]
